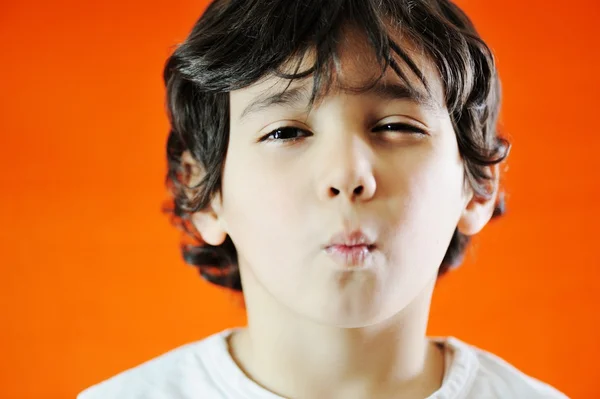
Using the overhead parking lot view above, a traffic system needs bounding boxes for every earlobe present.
[457,165,499,236]
[191,211,227,246]
[181,150,228,246]
[190,190,227,246]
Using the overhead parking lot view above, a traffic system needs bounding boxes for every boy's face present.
[197,32,495,327]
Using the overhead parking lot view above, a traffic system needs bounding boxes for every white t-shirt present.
[78,328,568,398]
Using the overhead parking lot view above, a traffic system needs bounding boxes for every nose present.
[319,135,376,203]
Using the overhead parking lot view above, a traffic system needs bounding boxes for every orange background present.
[1,0,598,398]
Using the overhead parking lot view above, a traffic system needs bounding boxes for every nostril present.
[329,186,364,197]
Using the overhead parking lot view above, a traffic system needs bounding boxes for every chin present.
[303,298,400,329]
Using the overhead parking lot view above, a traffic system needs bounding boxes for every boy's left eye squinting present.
[371,122,427,135]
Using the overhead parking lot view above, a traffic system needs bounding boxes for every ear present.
[457,164,500,236]
[181,151,228,246]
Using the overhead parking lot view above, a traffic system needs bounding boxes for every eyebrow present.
[369,82,438,110]
[239,81,437,121]
[239,86,312,121]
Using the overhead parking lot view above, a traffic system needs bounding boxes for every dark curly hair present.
[162,0,510,292]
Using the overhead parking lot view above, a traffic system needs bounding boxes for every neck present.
[228,272,445,399]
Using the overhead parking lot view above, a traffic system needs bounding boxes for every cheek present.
[411,152,464,216]
[377,139,462,254]
[219,146,310,257]
[219,147,318,305]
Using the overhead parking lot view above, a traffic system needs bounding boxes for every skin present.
[186,30,498,399]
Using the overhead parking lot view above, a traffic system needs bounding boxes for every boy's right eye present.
[259,127,312,143]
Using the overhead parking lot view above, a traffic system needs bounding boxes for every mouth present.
[324,244,377,267]
[324,229,375,247]
[323,230,377,267]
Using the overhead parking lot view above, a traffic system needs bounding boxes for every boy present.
[79,0,568,397]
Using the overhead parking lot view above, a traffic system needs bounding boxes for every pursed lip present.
[323,229,376,249]
[323,233,377,266]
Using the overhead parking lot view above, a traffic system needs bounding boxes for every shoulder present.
[77,330,231,399]
[447,337,569,399]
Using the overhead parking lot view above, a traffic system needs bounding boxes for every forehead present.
[230,27,446,113]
